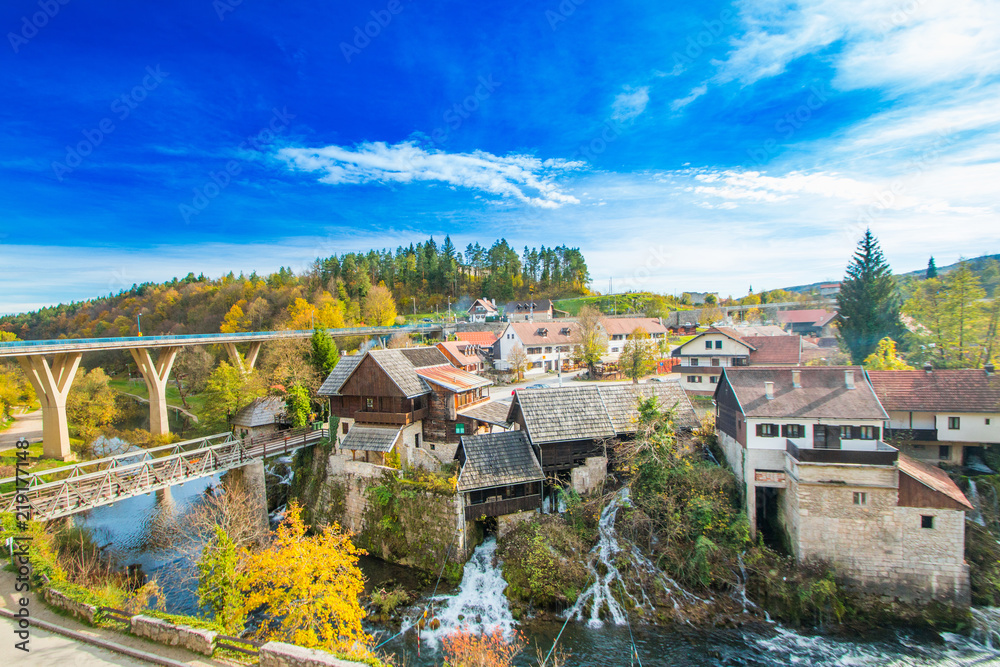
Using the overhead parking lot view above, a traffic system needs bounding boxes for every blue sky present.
[2,0,999,313]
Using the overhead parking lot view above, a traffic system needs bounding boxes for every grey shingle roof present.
[597,382,698,432]
[399,347,450,368]
[340,425,401,452]
[317,355,362,396]
[368,349,433,398]
[513,386,616,444]
[456,431,544,492]
[232,396,286,428]
[722,366,888,420]
[458,400,513,427]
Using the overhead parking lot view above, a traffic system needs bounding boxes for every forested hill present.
[0,237,590,341]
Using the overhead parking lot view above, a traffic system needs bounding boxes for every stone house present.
[318,347,498,465]
[715,365,972,606]
[868,365,1000,466]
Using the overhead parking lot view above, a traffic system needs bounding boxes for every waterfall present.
[566,488,703,627]
[405,537,515,648]
[972,607,1000,649]
[968,479,987,526]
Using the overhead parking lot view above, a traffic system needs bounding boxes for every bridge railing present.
[0,432,239,490]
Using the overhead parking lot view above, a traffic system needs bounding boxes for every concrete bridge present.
[0,427,328,521]
[0,324,445,460]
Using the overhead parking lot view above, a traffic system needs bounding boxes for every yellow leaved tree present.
[862,337,913,370]
[238,502,372,657]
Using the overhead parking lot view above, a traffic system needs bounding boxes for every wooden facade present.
[464,487,542,521]
[898,470,970,511]
[714,373,746,446]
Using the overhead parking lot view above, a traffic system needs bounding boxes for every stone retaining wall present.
[43,587,97,625]
[259,641,371,667]
[130,615,217,656]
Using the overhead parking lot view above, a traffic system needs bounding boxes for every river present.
[70,474,1000,666]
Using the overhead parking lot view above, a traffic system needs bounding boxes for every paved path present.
[0,408,42,450]
[0,569,227,667]
[116,390,200,423]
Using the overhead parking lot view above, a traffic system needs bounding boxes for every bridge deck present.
[0,428,329,521]
[0,324,444,357]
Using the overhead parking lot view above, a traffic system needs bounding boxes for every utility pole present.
[558,350,562,387]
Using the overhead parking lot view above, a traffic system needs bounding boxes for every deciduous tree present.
[507,345,528,380]
[203,361,265,428]
[197,526,244,634]
[576,306,608,376]
[284,383,311,427]
[862,338,913,370]
[619,327,656,384]
[66,368,118,443]
[362,283,397,326]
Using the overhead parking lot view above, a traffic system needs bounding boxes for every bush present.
[496,516,589,609]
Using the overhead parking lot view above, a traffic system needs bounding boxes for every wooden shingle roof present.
[511,386,616,444]
[368,349,434,398]
[232,396,285,428]
[456,431,544,492]
[317,354,362,396]
[339,425,401,452]
[597,382,699,432]
[458,400,513,427]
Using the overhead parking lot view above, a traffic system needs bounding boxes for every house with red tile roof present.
[867,365,1000,466]
[436,340,485,373]
[715,366,971,607]
[455,331,498,347]
[671,327,802,394]
[776,309,838,336]
[495,321,580,375]
[601,317,668,358]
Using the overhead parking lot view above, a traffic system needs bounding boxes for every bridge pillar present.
[130,347,180,436]
[224,342,262,374]
[17,353,82,460]
[222,459,269,541]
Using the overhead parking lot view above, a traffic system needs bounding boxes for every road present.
[0,408,42,451]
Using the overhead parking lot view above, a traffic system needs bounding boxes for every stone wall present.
[783,460,970,606]
[259,642,370,667]
[43,587,97,625]
[570,456,607,495]
[130,615,216,655]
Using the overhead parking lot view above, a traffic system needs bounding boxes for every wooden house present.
[455,431,544,521]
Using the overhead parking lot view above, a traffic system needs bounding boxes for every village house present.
[868,364,1000,466]
[507,382,698,497]
[601,317,669,357]
[454,430,545,524]
[232,396,289,440]
[495,320,581,375]
[776,309,838,337]
[455,330,498,349]
[503,298,556,321]
[466,298,499,323]
[715,366,972,606]
[436,340,485,373]
[318,347,498,465]
[662,310,700,335]
[672,327,802,394]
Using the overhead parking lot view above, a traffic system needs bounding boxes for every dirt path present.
[116,391,200,423]
[0,408,42,450]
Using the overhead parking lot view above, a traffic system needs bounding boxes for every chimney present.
[923,362,933,374]
[764,381,774,400]
[986,363,995,376]
[845,370,855,389]
[792,369,801,388]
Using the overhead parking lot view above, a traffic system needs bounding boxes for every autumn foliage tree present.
[442,629,524,667]
[862,338,913,370]
[238,502,371,657]
[362,283,397,326]
[618,327,656,384]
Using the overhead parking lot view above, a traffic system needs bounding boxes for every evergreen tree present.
[310,327,340,376]
[837,230,903,363]
[927,256,938,279]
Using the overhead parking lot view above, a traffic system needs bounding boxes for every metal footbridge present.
[0,427,328,521]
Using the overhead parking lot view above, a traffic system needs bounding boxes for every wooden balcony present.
[354,407,429,425]
[464,495,542,521]
[884,427,938,442]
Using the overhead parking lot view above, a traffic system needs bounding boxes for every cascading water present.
[968,479,987,526]
[566,487,703,627]
[971,607,1000,649]
[403,537,515,648]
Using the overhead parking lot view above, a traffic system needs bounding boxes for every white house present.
[868,365,1000,466]
[601,317,668,358]
[466,298,498,323]
[672,327,801,394]
[495,321,580,375]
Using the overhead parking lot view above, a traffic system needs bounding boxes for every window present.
[853,492,867,506]
[840,425,853,440]
[711,358,720,367]
[859,426,876,440]
[782,424,804,438]
[691,358,700,366]
[921,515,934,529]
[687,376,702,383]
[988,419,992,425]
[456,423,465,434]
[709,376,718,384]
[705,341,712,350]
[756,423,778,437]
[948,417,961,430]
[415,433,421,448]
[938,445,951,459]
[366,398,374,410]
[715,340,723,349]
[342,422,349,434]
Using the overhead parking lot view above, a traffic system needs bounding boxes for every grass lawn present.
[108,379,206,414]
[0,442,71,490]
[555,292,670,317]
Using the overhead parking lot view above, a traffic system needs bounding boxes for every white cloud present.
[276,141,582,209]
[611,86,650,121]
[671,84,708,111]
